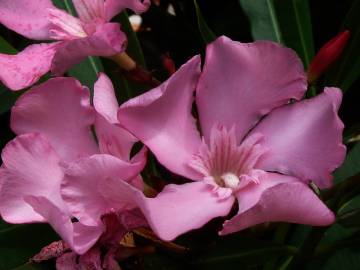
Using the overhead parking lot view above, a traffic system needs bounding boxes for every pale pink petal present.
[120,208,148,230]
[61,154,146,226]
[47,8,87,40]
[196,36,307,142]
[26,196,103,255]
[0,43,59,91]
[51,23,126,76]
[104,0,150,21]
[251,88,346,188]
[0,0,54,40]
[94,73,137,161]
[118,56,202,180]
[11,77,98,162]
[220,173,335,235]
[94,73,119,123]
[0,134,66,223]
[73,0,105,22]
[95,115,138,161]
[121,181,235,241]
[0,166,5,191]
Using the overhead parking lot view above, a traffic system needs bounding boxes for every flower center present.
[189,125,267,198]
[221,172,240,189]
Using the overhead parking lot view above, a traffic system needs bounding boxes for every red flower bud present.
[308,30,350,83]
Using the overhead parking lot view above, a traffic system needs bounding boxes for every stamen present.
[221,172,240,189]
[190,125,268,195]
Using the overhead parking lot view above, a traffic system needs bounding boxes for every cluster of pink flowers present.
[0,1,346,269]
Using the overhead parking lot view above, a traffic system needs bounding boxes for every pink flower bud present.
[308,30,350,83]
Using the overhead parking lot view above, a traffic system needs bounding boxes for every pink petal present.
[51,23,126,76]
[61,154,146,226]
[251,87,346,188]
[104,0,150,21]
[0,0,54,40]
[118,56,202,180]
[26,196,103,255]
[72,0,105,22]
[78,247,102,270]
[0,133,66,223]
[103,249,121,270]
[99,209,147,246]
[94,73,137,161]
[220,173,335,235]
[94,73,119,123]
[47,8,87,40]
[196,36,307,142]
[0,43,59,91]
[11,77,98,162]
[56,252,79,270]
[124,181,235,241]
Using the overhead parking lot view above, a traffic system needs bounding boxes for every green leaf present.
[192,235,297,269]
[0,36,16,54]
[324,248,360,270]
[238,0,314,67]
[193,0,217,44]
[338,208,360,228]
[325,0,360,92]
[334,142,360,183]
[0,224,58,270]
[68,56,104,90]
[0,36,21,114]
[0,89,22,115]
[141,253,187,270]
[52,0,76,13]
[10,262,53,270]
[238,0,282,43]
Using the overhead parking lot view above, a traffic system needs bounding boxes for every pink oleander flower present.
[116,36,346,241]
[0,74,147,268]
[0,0,150,90]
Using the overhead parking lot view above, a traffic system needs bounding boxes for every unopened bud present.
[308,30,350,83]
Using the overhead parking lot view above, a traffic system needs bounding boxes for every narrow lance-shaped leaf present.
[334,142,360,183]
[325,0,360,92]
[193,0,217,44]
[238,0,314,68]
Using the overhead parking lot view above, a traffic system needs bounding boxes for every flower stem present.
[110,52,161,87]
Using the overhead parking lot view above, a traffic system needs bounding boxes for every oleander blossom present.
[0,74,148,269]
[0,0,150,90]
[116,36,346,240]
